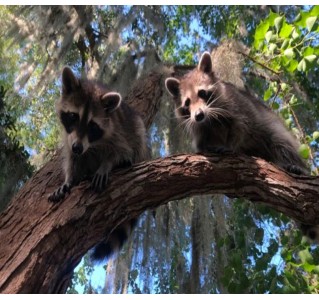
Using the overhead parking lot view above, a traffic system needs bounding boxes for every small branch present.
[247,69,281,84]
[238,50,281,77]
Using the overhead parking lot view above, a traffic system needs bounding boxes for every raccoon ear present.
[101,92,122,113]
[165,78,180,98]
[62,67,79,94]
[198,52,212,74]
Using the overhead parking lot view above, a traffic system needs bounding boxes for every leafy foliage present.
[251,6,319,172]
[0,85,33,211]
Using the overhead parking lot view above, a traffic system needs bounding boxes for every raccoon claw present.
[48,183,72,203]
[91,172,109,192]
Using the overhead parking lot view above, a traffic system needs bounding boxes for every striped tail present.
[91,218,137,261]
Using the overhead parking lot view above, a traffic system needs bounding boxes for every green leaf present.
[295,11,308,28]
[298,144,310,159]
[265,30,273,42]
[294,13,302,24]
[274,16,284,33]
[280,22,293,38]
[269,43,277,53]
[255,20,270,40]
[312,131,319,140]
[281,83,288,91]
[267,10,280,26]
[297,59,307,72]
[272,102,280,110]
[263,88,272,101]
[310,5,319,17]
[281,248,292,261]
[306,16,317,32]
[281,39,289,50]
[298,248,313,264]
[303,262,315,272]
[304,54,317,63]
[289,95,298,105]
[284,48,294,60]
[292,28,300,41]
[303,46,314,56]
[287,59,298,72]
[313,47,319,55]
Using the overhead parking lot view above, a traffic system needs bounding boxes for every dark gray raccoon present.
[165,52,317,242]
[49,67,150,260]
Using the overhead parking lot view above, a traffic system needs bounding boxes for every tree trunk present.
[0,67,318,293]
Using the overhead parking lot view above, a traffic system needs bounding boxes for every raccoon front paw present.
[284,164,305,175]
[206,146,233,155]
[48,183,72,203]
[91,171,109,192]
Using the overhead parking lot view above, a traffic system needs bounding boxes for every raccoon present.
[48,67,150,260]
[165,51,317,240]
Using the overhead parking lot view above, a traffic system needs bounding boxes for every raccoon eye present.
[198,89,207,100]
[88,121,104,143]
[184,98,191,107]
[68,112,78,122]
[206,91,213,103]
[60,111,79,133]
[198,89,214,103]
[177,107,190,119]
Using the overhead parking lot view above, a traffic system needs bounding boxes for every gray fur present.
[49,67,150,260]
[165,52,317,241]
[165,52,307,174]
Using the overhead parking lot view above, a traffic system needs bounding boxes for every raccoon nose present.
[195,109,205,122]
[72,142,83,155]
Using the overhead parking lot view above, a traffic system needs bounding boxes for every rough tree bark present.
[0,67,318,294]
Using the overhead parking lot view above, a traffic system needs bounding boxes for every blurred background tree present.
[0,5,318,293]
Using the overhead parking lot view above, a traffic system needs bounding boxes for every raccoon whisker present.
[183,118,192,135]
[207,106,231,117]
[207,94,224,108]
[173,109,186,119]
[211,107,232,117]
[207,80,221,91]
[207,111,219,121]
[185,118,195,135]
[169,115,182,120]
[179,118,191,129]
[206,108,230,125]
[206,111,224,126]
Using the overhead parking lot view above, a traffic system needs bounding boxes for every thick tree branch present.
[0,153,318,293]
[1,65,318,293]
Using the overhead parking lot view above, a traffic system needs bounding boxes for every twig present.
[238,50,282,77]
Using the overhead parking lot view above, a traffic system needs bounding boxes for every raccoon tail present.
[91,218,138,261]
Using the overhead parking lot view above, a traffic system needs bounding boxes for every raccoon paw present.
[48,183,72,203]
[91,171,109,192]
[284,164,305,175]
[206,146,233,155]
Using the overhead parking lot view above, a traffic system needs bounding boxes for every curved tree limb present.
[1,65,318,293]
[0,153,318,293]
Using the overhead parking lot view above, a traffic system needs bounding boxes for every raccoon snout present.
[195,109,205,122]
[72,142,83,155]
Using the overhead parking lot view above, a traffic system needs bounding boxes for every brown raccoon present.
[165,52,318,241]
[48,67,150,260]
